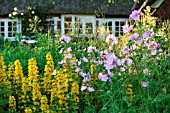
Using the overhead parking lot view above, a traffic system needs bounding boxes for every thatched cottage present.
[0,0,169,41]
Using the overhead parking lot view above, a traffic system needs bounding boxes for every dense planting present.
[0,6,170,112]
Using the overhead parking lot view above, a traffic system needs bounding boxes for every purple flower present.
[81,86,95,92]
[87,87,95,92]
[129,10,141,20]
[81,86,87,91]
[59,35,70,43]
[141,82,149,87]
[167,53,170,57]
[98,73,108,82]
[65,54,72,59]
[108,78,113,84]
[129,33,139,40]
[136,38,143,44]
[105,53,117,65]
[107,70,114,76]
[83,76,90,83]
[126,58,133,66]
[83,57,88,62]
[122,24,133,33]
[143,30,154,39]
[120,46,129,55]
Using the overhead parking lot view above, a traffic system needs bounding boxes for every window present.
[0,19,21,41]
[97,18,128,37]
[61,15,96,35]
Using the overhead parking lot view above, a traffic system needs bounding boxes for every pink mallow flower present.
[143,30,154,39]
[65,54,72,59]
[122,24,133,33]
[105,34,118,45]
[83,57,88,62]
[129,10,141,20]
[129,33,139,40]
[98,73,108,82]
[59,35,70,43]
[141,82,149,87]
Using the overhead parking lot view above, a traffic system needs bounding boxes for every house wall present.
[154,0,170,20]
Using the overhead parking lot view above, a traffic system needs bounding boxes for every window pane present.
[0,22,4,26]
[64,17,72,22]
[0,33,4,37]
[64,29,72,34]
[115,32,119,37]
[115,27,119,31]
[86,23,92,29]
[0,27,4,32]
[64,22,72,28]
[108,21,112,26]
[120,21,125,26]
[115,21,119,26]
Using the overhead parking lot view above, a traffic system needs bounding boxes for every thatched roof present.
[0,0,155,16]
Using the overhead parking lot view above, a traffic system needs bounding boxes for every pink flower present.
[75,68,80,72]
[143,68,149,74]
[83,57,88,62]
[105,34,118,44]
[65,54,72,59]
[58,48,64,54]
[141,82,149,87]
[58,60,66,64]
[87,46,93,53]
[159,49,163,53]
[52,69,56,75]
[151,49,157,56]
[98,73,108,82]
[67,47,72,52]
[122,24,133,33]
[59,35,70,43]
[156,56,161,60]
[120,67,126,72]
[129,10,141,20]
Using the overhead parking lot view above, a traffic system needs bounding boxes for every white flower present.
[9,14,12,17]
[31,11,35,14]
[12,12,18,16]
[14,7,18,11]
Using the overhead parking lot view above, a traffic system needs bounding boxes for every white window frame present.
[61,15,96,35]
[0,18,21,41]
[96,18,128,37]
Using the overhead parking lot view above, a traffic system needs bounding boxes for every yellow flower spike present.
[126,84,133,101]
[25,108,32,113]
